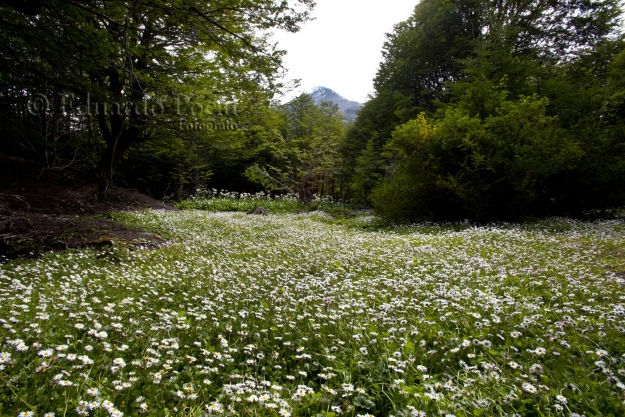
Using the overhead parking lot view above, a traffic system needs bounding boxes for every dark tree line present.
[340,0,625,220]
[0,0,316,197]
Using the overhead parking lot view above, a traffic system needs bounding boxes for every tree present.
[0,0,315,195]
[370,0,625,220]
[339,92,395,199]
[374,88,585,221]
[246,93,345,201]
[340,0,483,198]
[374,0,482,116]
[536,39,625,214]
[343,0,623,204]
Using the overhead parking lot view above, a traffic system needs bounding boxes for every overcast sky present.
[271,1,418,104]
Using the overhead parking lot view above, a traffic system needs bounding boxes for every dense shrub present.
[373,83,600,221]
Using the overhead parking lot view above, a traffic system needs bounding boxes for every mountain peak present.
[310,86,330,93]
[310,85,340,95]
[307,86,362,122]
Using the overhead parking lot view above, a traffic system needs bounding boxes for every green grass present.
[1,207,625,417]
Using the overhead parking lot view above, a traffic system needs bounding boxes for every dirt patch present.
[0,153,175,261]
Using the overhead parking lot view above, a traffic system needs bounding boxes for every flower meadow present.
[175,190,357,217]
[2,210,625,417]
[176,190,305,213]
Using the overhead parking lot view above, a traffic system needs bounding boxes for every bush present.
[373,85,586,221]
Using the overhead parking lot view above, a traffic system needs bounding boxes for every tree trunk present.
[96,128,139,198]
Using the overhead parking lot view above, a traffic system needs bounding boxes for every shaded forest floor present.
[0,153,174,261]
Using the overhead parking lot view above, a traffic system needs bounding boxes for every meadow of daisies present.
[2,206,625,417]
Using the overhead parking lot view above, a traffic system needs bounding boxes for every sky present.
[271,1,419,104]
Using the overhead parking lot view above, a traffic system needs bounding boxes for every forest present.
[1,0,624,221]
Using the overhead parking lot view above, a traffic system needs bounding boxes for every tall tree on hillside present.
[281,94,344,201]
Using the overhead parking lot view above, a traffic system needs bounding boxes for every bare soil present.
[0,153,175,261]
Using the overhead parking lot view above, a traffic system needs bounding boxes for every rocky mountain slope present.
[309,86,363,122]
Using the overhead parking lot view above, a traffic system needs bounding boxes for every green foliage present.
[339,93,395,200]
[375,87,586,220]
[535,41,625,214]
[243,93,345,201]
[0,0,315,194]
[364,0,625,220]
[351,139,386,201]
[340,0,483,195]
[177,189,355,215]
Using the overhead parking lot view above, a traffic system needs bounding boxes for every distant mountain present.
[308,86,363,122]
